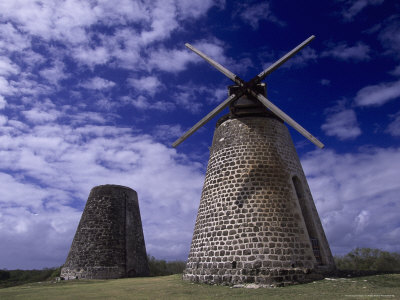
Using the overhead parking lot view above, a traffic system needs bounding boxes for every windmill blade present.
[252,35,315,84]
[185,43,244,86]
[249,90,324,148]
[172,93,239,148]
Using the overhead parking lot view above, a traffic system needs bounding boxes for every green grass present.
[0,274,399,300]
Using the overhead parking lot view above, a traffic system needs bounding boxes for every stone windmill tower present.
[173,36,335,287]
[61,185,149,279]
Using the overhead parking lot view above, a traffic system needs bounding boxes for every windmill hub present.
[228,83,273,117]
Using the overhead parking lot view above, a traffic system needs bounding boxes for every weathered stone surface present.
[61,185,149,279]
[183,114,335,287]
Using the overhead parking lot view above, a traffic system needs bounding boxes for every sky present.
[0,0,399,270]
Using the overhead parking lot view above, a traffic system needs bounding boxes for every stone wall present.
[61,185,149,279]
[183,113,335,287]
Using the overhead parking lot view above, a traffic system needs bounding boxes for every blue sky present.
[0,0,399,269]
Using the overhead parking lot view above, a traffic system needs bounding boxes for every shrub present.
[334,248,400,272]
[147,256,186,276]
[0,270,10,281]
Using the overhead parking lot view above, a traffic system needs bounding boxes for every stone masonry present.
[183,112,335,287]
[61,185,149,279]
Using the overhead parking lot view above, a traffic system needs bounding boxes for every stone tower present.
[182,96,336,286]
[61,185,149,279]
[172,37,336,286]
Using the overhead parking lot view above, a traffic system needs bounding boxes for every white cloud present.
[212,87,228,103]
[237,2,285,29]
[339,0,384,21]
[0,114,7,125]
[390,65,400,76]
[0,22,31,53]
[176,0,225,19]
[193,39,253,74]
[127,76,163,96]
[282,47,317,68]
[21,107,60,124]
[0,0,222,73]
[0,116,204,268]
[0,95,6,109]
[0,57,20,76]
[386,111,400,136]
[320,79,331,86]
[378,16,400,59]
[140,0,178,45]
[72,45,110,68]
[152,124,184,143]
[0,76,15,95]
[148,47,198,72]
[39,61,68,85]
[355,79,400,106]
[0,0,96,44]
[322,108,361,140]
[302,147,400,254]
[81,77,116,90]
[129,95,175,111]
[321,42,370,61]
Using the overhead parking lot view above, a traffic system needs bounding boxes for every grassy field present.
[0,274,399,300]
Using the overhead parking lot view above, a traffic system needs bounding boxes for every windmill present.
[174,36,336,287]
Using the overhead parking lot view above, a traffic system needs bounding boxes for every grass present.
[0,274,399,299]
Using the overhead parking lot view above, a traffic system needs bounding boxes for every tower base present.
[183,114,335,287]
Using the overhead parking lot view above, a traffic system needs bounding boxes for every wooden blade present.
[185,43,244,86]
[249,90,324,148]
[172,93,239,148]
[253,35,315,83]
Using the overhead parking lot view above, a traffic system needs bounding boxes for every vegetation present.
[147,255,186,276]
[0,267,61,288]
[334,248,400,272]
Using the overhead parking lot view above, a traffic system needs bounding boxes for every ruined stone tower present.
[61,185,149,279]
[182,99,335,286]
[173,36,336,286]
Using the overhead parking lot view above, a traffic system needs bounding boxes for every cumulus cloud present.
[0,22,31,53]
[127,76,163,96]
[192,39,253,74]
[321,42,370,61]
[378,16,400,59]
[22,108,60,124]
[0,95,6,109]
[72,46,110,68]
[320,79,331,86]
[172,83,229,113]
[0,116,204,268]
[322,108,361,140]
[129,95,175,111]
[0,114,7,125]
[0,0,222,73]
[355,79,400,106]
[282,47,317,69]
[339,0,384,21]
[81,77,116,90]
[236,2,285,29]
[302,147,400,254]
[148,47,198,73]
[39,61,68,86]
[390,65,400,76]
[386,111,400,136]
[152,124,185,143]
[0,57,20,76]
